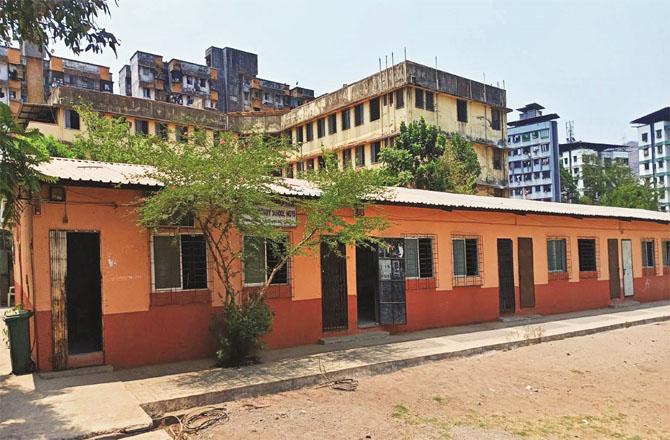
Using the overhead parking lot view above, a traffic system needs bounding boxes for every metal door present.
[607,239,621,299]
[378,238,406,325]
[320,242,348,331]
[518,237,536,308]
[621,239,634,297]
[497,239,515,313]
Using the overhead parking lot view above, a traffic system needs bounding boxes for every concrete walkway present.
[0,308,153,440]
[117,301,670,418]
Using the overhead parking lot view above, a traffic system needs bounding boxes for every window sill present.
[642,268,657,277]
[242,284,292,299]
[548,271,570,281]
[452,275,483,288]
[406,277,437,291]
[579,271,598,280]
[150,289,211,307]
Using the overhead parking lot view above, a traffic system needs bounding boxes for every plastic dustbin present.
[3,310,34,375]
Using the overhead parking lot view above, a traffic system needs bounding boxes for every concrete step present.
[318,330,390,345]
[609,300,640,309]
[39,364,113,380]
[498,314,542,323]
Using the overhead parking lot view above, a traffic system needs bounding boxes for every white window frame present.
[242,235,290,287]
[150,232,208,292]
[404,236,434,280]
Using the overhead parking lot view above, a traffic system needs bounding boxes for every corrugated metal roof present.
[40,158,670,224]
[38,157,161,188]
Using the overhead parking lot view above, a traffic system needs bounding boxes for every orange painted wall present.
[14,185,670,371]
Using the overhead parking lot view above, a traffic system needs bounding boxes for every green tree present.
[580,154,658,210]
[560,166,579,203]
[0,103,54,226]
[379,117,480,193]
[31,134,81,159]
[0,0,119,54]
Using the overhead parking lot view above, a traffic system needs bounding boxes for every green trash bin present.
[3,310,34,375]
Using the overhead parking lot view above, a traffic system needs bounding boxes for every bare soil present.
[183,322,670,440]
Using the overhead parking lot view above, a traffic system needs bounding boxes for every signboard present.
[259,206,297,227]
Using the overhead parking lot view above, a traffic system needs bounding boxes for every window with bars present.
[642,239,656,269]
[452,237,480,277]
[405,238,434,278]
[328,114,337,134]
[415,88,424,109]
[341,108,351,130]
[547,238,567,273]
[243,236,289,285]
[354,104,364,126]
[663,241,670,268]
[577,238,597,273]
[152,234,207,291]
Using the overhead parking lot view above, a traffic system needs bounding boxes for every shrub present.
[211,293,274,367]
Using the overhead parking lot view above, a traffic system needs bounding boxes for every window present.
[540,129,550,139]
[395,89,404,109]
[176,126,188,142]
[531,131,539,140]
[317,155,325,170]
[371,141,381,164]
[452,237,479,277]
[157,123,168,140]
[405,238,433,278]
[243,236,288,285]
[491,109,501,130]
[642,239,655,269]
[152,234,207,290]
[369,97,380,121]
[328,114,337,134]
[656,129,662,139]
[493,150,502,170]
[306,123,313,141]
[355,145,365,167]
[342,148,352,168]
[286,165,294,178]
[641,133,648,143]
[317,118,325,138]
[415,88,424,109]
[341,109,351,130]
[306,159,314,171]
[425,91,434,111]
[663,240,670,268]
[296,126,304,143]
[143,88,151,98]
[547,238,567,273]
[456,99,467,122]
[577,238,597,273]
[354,104,364,126]
[135,119,149,135]
[65,109,80,130]
[522,133,531,142]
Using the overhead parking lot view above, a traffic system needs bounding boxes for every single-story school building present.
[13,157,670,372]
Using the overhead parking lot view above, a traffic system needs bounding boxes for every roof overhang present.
[16,102,57,127]
[631,107,670,125]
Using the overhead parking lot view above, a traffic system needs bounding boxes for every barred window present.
[453,238,479,276]
[577,238,597,272]
[405,238,433,278]
[243,236,288,285]
[152,234,207,291]
[663,241,670,268]
[547,238,567,272]
[642,239,656,269]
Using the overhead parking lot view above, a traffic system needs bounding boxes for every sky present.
[50,0,669,144]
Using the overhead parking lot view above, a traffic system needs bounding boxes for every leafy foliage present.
[31,134,81,159]
[0,0,119,54]
[379,117,480,193]
[211,292,273,366]
[0,103,54,226]
[559,166,579,203]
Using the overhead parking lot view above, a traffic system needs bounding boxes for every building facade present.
[507,104,561,202]
[282,61,509,197]
[632,108,670,212]
[560,141,639,196]
[13,158,670,371]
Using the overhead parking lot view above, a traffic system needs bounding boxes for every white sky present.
[49,0,669,143]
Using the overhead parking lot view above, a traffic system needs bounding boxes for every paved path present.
[0,308,153,440]
[117,301,670,418]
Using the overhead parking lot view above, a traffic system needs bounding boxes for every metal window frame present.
[641,238,656,269]
[452,234,483,287]
[150,232,209,293]
[242,234,291,287]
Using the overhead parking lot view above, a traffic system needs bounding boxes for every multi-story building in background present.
[559,141,638,195]
[282,61,509,196]
[632,107,670,212]
[506,103,561,201]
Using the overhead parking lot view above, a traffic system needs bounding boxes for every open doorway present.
[66,232,102,355]
[356,245,378,327]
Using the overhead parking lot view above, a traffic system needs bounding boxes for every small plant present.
[210,292,273,367]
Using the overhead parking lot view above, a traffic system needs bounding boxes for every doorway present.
[621,239,634,297]
[321,242,348,331]
[497,239,515,314]
[377,239,407,325]
[607,239,621,300]
[66,232,102,355]
[518,238,536,308]
[356,245,378,327]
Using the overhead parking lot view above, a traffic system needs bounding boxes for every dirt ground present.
[178,322,670,440]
